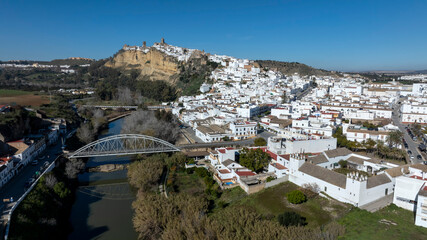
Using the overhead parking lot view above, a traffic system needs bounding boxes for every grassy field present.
[0,89,49,106]
[339,204,427,240]
[0,89,33,96]
[172,171,427,238]
[174,171,206,194]
[218,181,352,228]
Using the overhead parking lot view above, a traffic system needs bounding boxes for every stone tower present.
[143,41,146,48]
[161,37,165,44]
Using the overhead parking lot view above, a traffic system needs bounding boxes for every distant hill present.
[411,69,427,74]
[255,60,340,77]
[49,58,94,66]
[0,57,94,66]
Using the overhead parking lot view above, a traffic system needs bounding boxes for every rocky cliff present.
[105,47,180,84]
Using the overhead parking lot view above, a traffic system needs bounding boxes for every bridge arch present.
[68,134,180,158]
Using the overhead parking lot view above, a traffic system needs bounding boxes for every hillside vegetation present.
[256,60,339,77]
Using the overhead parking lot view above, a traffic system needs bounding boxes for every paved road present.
[181,127,203,143]
[296,84,314,100]
[0,138,64,222]
[391,102,423,164]
[178,130,276,149]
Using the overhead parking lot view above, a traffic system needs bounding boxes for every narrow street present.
[391,102,424,164]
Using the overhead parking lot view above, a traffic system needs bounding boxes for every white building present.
[392,164,427,228]
[229,121,257,140]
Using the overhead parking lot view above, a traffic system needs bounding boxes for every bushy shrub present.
[266,176,275,182]
[254,137,267,146]
[277,211,306,227]
[195,167,210,178]
[286,190,307,204]
[338,160,347,168]
[186,168,195,174]
[53,182,71,199]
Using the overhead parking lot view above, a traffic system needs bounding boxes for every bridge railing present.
[68,134,180,158]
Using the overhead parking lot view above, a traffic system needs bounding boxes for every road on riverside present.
[0,137,65,234]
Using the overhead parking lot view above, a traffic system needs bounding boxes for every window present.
[324,186,327,192]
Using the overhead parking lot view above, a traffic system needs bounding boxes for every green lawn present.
[339,204,427,240]
[220,182,351,228]
[172,174,427,238]
[0,89,33,96]
[174,171,205,194]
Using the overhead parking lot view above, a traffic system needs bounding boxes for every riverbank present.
[8,156,83,240]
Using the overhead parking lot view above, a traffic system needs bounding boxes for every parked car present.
[31,160,38,166]
[410,156,415,160]
[408,150,412,155]
[417,155,422,160]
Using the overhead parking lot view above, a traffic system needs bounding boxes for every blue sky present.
[1,0,426,71]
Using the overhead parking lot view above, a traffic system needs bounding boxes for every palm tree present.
[386,130,403,148]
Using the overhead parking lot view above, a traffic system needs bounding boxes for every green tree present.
[364,138,376,152]
[338,160,347,168]
[128,154,166,191]
[239,148,270,173]
[254,137,267,146]
[53,182,71,199]
[277,211,307,227]
[282,91,287,103]
[222,136,230,141]
[386,130,403,148]
[286,190,307,204]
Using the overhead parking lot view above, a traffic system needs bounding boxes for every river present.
[68,118,138,240]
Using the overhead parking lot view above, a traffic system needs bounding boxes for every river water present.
[68,118,138,240]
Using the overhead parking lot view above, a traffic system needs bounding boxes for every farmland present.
[0,89,49,106]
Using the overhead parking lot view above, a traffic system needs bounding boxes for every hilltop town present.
[1,39,427,239]
[113,40,427,229]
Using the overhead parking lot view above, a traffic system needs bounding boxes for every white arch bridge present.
[67,134,181,158]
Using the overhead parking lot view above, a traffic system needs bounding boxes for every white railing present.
[4,157,58,240]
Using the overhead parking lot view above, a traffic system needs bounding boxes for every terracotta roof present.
[217,148,226,154]
[366,174,392,189]
[266,150,278,160]
[299,162,346,188]
[271,162,287,170]
[235,171,256,177]
[218,169,231,174]
[419,184,427,197]
[324,148,352,158]
[307,154,329,164]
